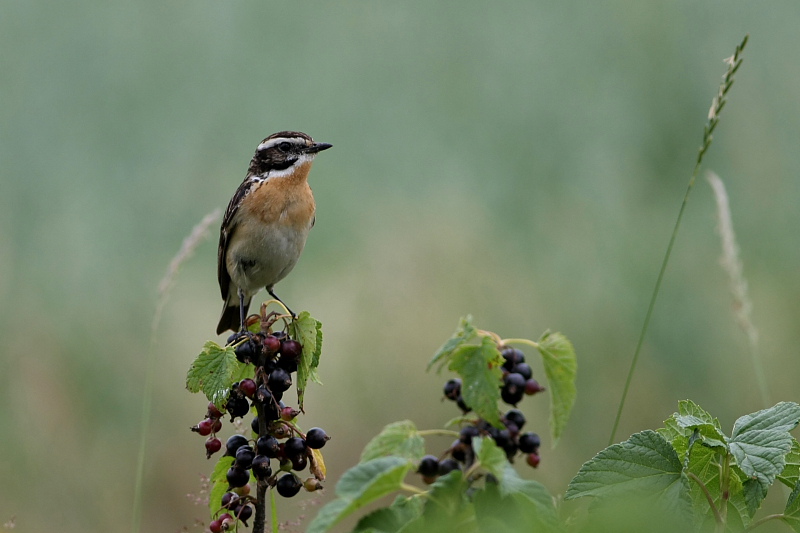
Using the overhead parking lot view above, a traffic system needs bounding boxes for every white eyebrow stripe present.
[258,137,306,151]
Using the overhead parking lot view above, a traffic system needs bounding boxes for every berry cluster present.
[420,346,544,482]
[191,323,330,531]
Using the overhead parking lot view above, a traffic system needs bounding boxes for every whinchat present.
[216,131,332,334]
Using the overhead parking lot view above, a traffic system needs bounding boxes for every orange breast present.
[247,161,316,227]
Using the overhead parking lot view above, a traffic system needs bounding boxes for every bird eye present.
[278,142,292,153]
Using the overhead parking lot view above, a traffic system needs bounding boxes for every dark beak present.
[306,142,333,154]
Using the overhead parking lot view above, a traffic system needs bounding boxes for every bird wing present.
[218,177,258,301]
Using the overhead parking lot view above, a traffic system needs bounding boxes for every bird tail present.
[216,296,251,335]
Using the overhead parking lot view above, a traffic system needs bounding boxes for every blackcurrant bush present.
[276,473,303,498]
[257,435,280,457]
[518,432,541,454]
[263,334,281,354]
[268,368,292,393]
[504,409,526,430]
[417,455,439,477]
[280,339,303,360]
[513,362,533,380]
[443,378,461,401]
[225,434,250,456]
[305,427,330,449]
[438,458,461,476]
[284,437,307,458]
[251,455,272,480]
[226,466,250,488]
[239,379,257,398]
[205,437,222,458]
[235,445,256,470]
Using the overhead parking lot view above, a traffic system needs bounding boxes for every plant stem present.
[418,429,461,438]
[687,472,723,526]
[400,483,427,495]
[500,338,540,350]
[608,34,748,445]
[253,481,268,533]
[743,513,786,532]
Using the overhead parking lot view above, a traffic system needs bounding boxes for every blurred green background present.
[2,0,799,531]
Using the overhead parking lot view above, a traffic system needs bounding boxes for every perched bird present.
[216,131,332,334]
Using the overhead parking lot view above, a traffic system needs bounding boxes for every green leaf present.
[675,399,727,448]
[360,421,426,463]
[783,478,800,532]
[779,438,800,489]
[685,441,749,528]
[566,430,691,517]
[186,341,248,408]
[208,456,234,519]
[288,311,323,410]
[472,437,508,481]
[353,496,424,533]
[307,457,415,533]
[536,331,577,446]
[729,402,800,513]
[448,336,504,428]
[428,316,477,372]
[398,471,474,533]
[474,478,561,532]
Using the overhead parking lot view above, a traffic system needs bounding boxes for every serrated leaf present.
[729,402,800,513]
[398,471,473,533]
[536,331,577,446]
[783,478,800,532]
[208,456,234,519]
[186,341,247,409]
[360,421,425,463]
[428,316,477,371]
[307,457,414,533]
[566,430,691,518]
[779,438,800,489]
[353,496,424,533]
[472,437,508,480]
[288,311,323,410]
[474,477,561,533]
[448,337,504,428]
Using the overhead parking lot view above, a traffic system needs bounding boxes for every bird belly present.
[226,221,309,297]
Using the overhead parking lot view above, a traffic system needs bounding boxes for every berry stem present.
[687,472,722,526]
[399,483,427,495]
[417,429,460,438]
[499,338,540,350]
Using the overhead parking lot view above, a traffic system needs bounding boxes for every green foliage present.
[536,331,577,445]
[568,401,800,532]
[208,456,234,519]
[448,337,504,428]
[185,341,249,409]
[288,310,323,409]
[360,421,426,463]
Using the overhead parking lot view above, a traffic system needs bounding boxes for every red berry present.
[526,452,541,468]
[280,339,303,360]
[212,419,223,433]
[193,419,214,436]
[280,406,300,421]
[525,379,545,395]
[207,402,224,419]
[239,378,257,398]
[263,335,281,354]
[205,437,222,458]
[209,519,222,533]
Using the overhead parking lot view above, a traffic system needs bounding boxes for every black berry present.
[513,362,533,380]
[518,432,541,454]
[280,339,303,360]
[226,466,250,488]
[438,458,461,476]
[443,378,461,401]
[305,427,330,449]
[251,455,272,480]
[504,409,526,431]
[284,437,306,458]
[276,473,303,497]
[417,455,439,477]
[235,445,256,470]
[459,425,479,444]
[268,368,292,393]
[225,434,250,456]
[257,435,281,457]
